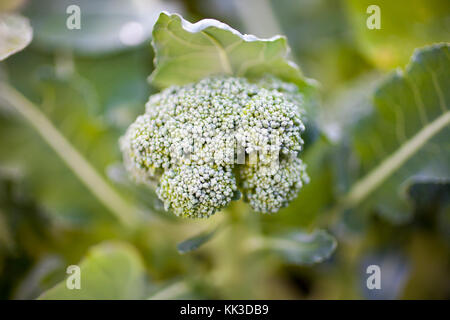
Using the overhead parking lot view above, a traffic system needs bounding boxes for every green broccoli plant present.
[120,12,315,219]
[2,7,449,300]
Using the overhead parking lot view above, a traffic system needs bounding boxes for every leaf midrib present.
[201,30,233,74]
[342,110,450,208]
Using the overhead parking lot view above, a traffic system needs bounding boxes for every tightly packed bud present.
[157,164,237,218]
[120,76,309,218]
[240,157,309,213]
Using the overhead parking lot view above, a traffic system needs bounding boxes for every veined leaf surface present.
[150,12,315,92]
[345,43,450,222]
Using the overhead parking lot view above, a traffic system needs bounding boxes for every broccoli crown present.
[120,76,308,218]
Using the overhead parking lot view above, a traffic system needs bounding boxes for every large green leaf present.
[38,241,146,299]
[342,43,450,222]
[150,12,315,92]
[0,46,154,224]
[0,13,32,61]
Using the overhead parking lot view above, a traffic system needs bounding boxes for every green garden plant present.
[0,6,448,300]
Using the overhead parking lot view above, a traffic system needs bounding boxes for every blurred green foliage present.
[346,0,450,69]
[0,0,449,300]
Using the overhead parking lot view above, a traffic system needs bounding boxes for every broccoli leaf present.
[405,177,450,241]
[406,177,449,215]
[177,226,220,254]
[38,242,147,299]
[258,229,337,265]
[150,12,315,92]
[0,13,32,61]
[341,43,450,223]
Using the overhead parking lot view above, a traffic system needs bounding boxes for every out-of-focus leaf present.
[320,72,383,143]
[150,12,315,92]
[0,47,154,223]
[13,255,63,300]
[0,168,62,299]
[271,0,372,92]
[147,281,192,300]
[0,169,54,254]
[0,13,32,61]
[346,0,450,69]
[438,206,450,243]
[26,0,181,55]
[344,43,450,223]
[73,48,152,120]
[256,229,337,265]
[38,241,146,300]
[319,73,383,214]
[406,178,450,241]
[406,178,450,213]
[177,227,219,254]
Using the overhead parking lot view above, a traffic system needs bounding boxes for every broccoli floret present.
[157,164,237,218]
[120,76,309,218]
[240,157,309,213]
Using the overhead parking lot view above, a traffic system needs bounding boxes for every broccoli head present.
[120,76,309,218]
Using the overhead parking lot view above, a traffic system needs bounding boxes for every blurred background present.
[0,0,449,299]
